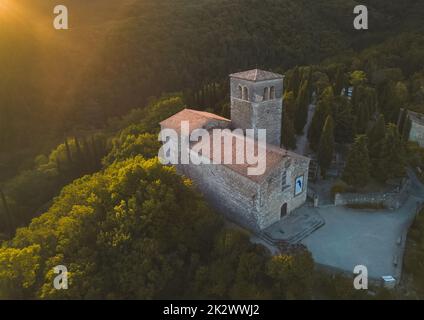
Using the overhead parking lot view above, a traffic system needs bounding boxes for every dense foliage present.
[1,0,424,300]
[2,0,424,178]
[0,153,322,299]
[342,135,371,188]
[0,95,185,237]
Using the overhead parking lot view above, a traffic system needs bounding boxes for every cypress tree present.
[81,136,93,171]
[402,117,412,142]
[351,85,360,110]
[305,67,313,100]
[308,86,334,148]
[342,135,371,188]
[56,157,63,175]
[378,81,400,122]
[333,96,355,144]
[288,66,301,96]
[74,137,83,166]
[364,86,377,116]
[398,108,407,132]
[318,115,335,178]
[294,80,310,134]
[64,138,73,165]
[282,111,297,150]
[91,136,98,166]
[367,114,386,161]
[318,86,334,103]
[374,124,405,182]
[0,187,12,236]
[399,110,412,142]
[308,94,332,151]
[283,91,296,119]
[355,102,370,134]
[333,68,345,96]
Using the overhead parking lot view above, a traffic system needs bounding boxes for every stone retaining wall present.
[334,179,410,210]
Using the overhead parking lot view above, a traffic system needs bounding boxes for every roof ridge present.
[230,68,284,82]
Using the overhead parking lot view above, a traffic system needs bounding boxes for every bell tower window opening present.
[242,86,249,101]
[270,86,276,99]
[263,87,269,101]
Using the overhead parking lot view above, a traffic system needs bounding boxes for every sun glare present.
[0,0,17,18]
[0,0,11,10]
[1,0,30,22]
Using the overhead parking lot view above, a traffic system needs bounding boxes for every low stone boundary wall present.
[334,179,411,210]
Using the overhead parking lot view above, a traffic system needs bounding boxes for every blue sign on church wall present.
[295,175,304,196]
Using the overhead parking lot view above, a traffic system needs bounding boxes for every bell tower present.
[229,69,284,146]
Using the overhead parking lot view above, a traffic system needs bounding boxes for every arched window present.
[242,87,249,101]
[270,86,276,99]
[263,87,269,101]
[238,85,243,99]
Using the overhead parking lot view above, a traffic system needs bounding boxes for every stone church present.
[160,69,310,231]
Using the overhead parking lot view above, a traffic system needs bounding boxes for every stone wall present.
[334,179,410,210]
[230,77,283,147]
[252,99,283,146]
[230,99,253,132]
[178,162,263,231]
[178,153,310,231]
[255,156,310,229]
[409,121,424,148]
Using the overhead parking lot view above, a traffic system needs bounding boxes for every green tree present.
[367,114,386,161]
[374,124,406,182]
[342,135,371,188]
[401,116,412,142]
[0,157,225,299]
[282,111,297,150]
[313,71,331,97]
[0,245,41,299]
[308,86,333,150]
[398,109,412,142]
[333,68,345,96]
[318,116,335,178]
[333,96,355,144]
[355,102,370,134]
[294,80,310,134]
[350,70,367,87]
[283,91,296,119]
[287,66,301,96]
[103,129,161,165]
[394,82,409,106]
[378,81,401,122]
[266,250,314,299]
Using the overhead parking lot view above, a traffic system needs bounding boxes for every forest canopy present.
[2,0,424,179]
[1,0,424,300]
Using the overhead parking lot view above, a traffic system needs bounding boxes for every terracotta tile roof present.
[191,129,288,183]
[160,109,230,134]
[230,69,284,82]
[160,109,309,184]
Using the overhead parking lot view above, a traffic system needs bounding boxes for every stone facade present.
[160,69,310,231]
[176,149,309,231]
[257,156,310,229]
[409,118,424,148]
[230,70,284,146]
[402,110,424,148]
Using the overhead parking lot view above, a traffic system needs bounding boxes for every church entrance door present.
[280,203,288,219]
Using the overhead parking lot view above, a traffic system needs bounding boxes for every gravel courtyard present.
[301,195,422,280]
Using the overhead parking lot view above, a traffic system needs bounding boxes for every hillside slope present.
[1,0,423,177]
